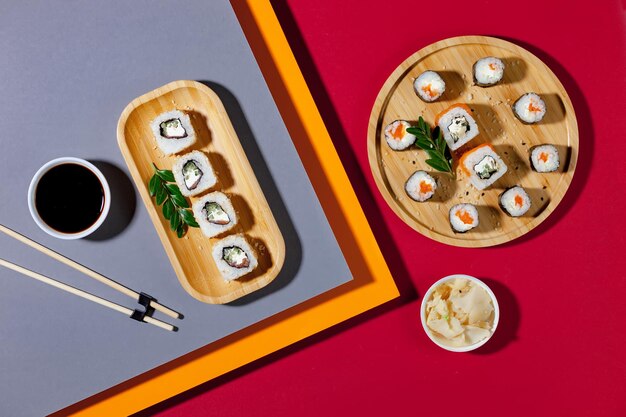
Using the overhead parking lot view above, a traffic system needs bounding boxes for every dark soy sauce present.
[35,163,104,234]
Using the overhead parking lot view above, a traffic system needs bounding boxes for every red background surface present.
[140,1,626,415]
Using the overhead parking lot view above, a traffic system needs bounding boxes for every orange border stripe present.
[53,1,398,415]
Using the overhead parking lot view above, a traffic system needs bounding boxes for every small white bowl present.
[28,157,111,240]
[420,274,499,352]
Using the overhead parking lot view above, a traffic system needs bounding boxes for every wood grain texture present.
[118,80,285,304]
[367,36,578,247]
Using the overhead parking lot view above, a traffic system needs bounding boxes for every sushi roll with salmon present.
[173,150,217,197]
[473,57,505,87]
[499,186,531,217]
[435,104,479,151]
[459,144,508,190]
[530,144,560,172]
[413,71,445,102]
[405,171,437,202]
[151,110,196,155]
[384,120,416,150]
[449,204,479,233]
[513,93,546,124]
[193,191,238,238]
[212,234,258,281]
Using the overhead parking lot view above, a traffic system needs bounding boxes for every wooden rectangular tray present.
[117,80,285,304]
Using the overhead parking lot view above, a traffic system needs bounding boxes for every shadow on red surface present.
[471,277,521,355]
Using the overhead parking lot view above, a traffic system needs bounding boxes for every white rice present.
[151,110,196,155]
[436,105,479,151]
[499,186,531,217]
[530,144,560,172]
[405,171,437,202]
[513,93,546,124]
[460,144,508,190]
[173,150,217,197]
[473,57,505,86]
[384,120,416,151]
[212,234,258,281]
[449,204,479,233]
[192,191,238,238]
[414,70,445,102]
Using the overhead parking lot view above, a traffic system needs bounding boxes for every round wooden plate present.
[367,36,578,247]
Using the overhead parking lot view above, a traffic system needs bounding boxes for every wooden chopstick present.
[0,224,182,320]
[0,258,176,332]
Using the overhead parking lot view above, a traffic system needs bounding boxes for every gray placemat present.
[0,1,352,415]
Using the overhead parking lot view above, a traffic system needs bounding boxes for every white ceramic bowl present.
[28,157,111,240]
[420,274,499,352]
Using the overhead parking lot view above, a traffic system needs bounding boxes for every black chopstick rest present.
[130,292,157,322]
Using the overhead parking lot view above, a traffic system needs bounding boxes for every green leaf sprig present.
[406,117,455,177]
[149,164,199,238]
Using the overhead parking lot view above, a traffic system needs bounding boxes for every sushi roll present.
[472,57,505,87]
[499,186,532,217]
[459,144,508,190]
[435,104,479,151]
[212,234,258,281]
[413,71,446,102]
[173,150,217,197]
[151,110,196,155]
[193,191,238,238]
[405,171,437,202]
[384,120,416,151]
[513,93,546,124]
[530,144,560,172]
[449,204,479,233]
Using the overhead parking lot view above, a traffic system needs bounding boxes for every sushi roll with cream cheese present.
[530,144,560,172]
[499,186,531,217]
[473,57,505,87]
[151,110,196,155]
[435,104,479,151]
[405,171,437,202]
[413,71,446,102]
[173,150,217,197]
[449,204,479,233]
[459,144,508,190]
[384,120,416,151]
[212,234,258,281]
[192,191,238,238]
[513,93,546,124]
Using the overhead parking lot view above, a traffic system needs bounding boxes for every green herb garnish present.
[149,164,199,238]
[406,116,455,177]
